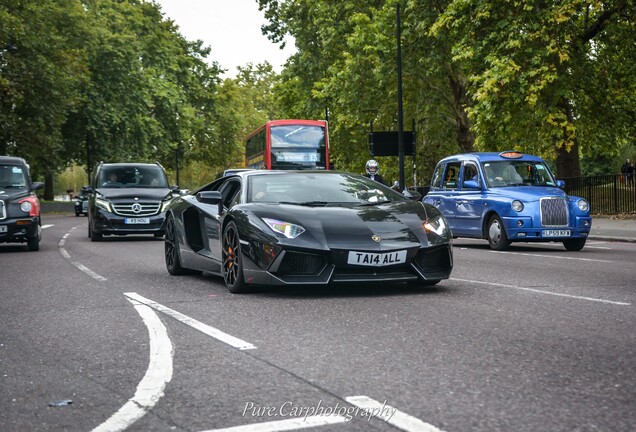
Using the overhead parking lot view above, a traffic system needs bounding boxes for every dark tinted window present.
[98,165,168,188]
[0,164,27,189]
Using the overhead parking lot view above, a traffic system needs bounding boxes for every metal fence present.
[562,174,636,214]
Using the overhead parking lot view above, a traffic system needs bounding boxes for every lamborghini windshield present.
[247,172,404,205]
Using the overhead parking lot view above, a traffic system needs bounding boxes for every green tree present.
[0,0,90,198]
[431,0,635,177]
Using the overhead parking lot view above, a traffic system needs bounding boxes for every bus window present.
[244,120,330,170]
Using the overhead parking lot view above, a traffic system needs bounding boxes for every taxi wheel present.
[222,221,249,293]
[487,215,511,251]
[27,236,40,251]
[563,238,586,251]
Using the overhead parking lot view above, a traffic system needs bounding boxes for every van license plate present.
[124,218,150,224]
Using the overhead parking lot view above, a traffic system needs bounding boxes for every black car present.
[0,156,44,251]
[74,186,89,216]
[87,162,177,241]
[163,170,453,293]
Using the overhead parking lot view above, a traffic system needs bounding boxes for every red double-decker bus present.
[244,119,330,170]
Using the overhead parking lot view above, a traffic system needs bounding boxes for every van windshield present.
[98,166,169,188]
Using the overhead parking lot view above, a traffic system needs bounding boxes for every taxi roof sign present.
[499,151,523,159]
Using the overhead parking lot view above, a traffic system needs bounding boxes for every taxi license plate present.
[0,225,7,233]
[347,250,407,266]
[543,229,570,237]
[124,218,150,224]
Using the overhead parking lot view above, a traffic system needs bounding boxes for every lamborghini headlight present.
[423,213,451,246]
[161,196,173,212]
[424,215,447,236]
[263,218,305,239]
[95,197,112,212]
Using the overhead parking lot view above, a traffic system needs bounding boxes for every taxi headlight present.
[95,197,112,212]
[263,218,305,239]
[577,199,589,212]
[511,200,524,212]
[20,201,33,213]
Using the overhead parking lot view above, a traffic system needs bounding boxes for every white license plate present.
[124,218,150,224]
[0,225,7,233]
[543,229,570,237]
[347,250,407,266]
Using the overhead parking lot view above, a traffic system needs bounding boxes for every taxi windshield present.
[0,165,28,190]
[482,161,556,188]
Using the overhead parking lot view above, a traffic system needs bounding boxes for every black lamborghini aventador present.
[163,170,453,293]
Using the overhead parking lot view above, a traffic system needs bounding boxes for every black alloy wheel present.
[222,221,248,293]
[164,215,189,275]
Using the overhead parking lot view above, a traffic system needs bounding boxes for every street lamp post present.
[396,4,405,191]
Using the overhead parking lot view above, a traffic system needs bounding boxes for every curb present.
[588,236,636,244]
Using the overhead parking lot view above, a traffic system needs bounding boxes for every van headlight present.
[95,197,112,212]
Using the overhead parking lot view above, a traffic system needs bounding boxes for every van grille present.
[540,198,568,226]
[112,201,161,217]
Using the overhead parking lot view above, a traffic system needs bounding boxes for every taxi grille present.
[276,252,326,276]
[540,198,568,226]
[0,200,5,220]
[112,201,161,217]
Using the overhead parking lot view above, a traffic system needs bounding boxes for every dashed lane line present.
[451,277,631,306]
[57,226,107,281]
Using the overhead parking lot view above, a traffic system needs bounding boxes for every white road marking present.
[346,396,445,432]
[71,262,107,281]
[124,292,256,350]
[91,298,173,432]
[200,415,348,432]
[57,227,108,281]
[41,224,54,229]
[451,277,631,306]
[490,250,612,263]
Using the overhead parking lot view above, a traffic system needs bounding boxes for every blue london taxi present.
[423,151,592,251]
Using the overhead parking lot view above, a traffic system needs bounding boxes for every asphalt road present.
[1,215,635,432]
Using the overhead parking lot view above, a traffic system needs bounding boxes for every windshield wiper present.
[357,200,391,206]
[279,201,329,207]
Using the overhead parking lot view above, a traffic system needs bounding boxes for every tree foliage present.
[259,0,636,179]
